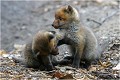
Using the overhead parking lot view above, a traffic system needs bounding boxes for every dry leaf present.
[60,74,74,79]
[52,71,64,78]
[0,50,7,55]
[89,66,97,72]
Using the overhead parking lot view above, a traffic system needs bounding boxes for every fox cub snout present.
[32,31,59,57]
[52,5,79,29]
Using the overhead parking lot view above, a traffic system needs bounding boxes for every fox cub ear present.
[64,5,73,14]
[48,32,55,40]
[48,31,56,35]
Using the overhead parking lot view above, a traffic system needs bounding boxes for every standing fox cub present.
[52,5,100,68]
[13,31,59,71]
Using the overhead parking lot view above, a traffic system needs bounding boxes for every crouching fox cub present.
[13,30,60,71]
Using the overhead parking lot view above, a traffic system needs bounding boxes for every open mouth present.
[50,47,59,55]
[53,26,59,29]
[54,46,58,52]
[53,23,66,29]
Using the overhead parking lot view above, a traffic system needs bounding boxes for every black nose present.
[52,24,54,27]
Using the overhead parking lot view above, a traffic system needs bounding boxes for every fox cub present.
[52,5,100,68]
[13,30,60,71]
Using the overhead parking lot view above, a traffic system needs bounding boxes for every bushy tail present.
[12,57,25,65]
[97,37,110,55]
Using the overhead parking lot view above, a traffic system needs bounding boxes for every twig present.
[102,11,119,23]
[91,71,119,79]
[87,11,119,27]
[99,60,111,68]
[87,18,102,25]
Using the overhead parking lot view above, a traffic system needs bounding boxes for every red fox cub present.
[13,30,59,71]
[52,5,100,68]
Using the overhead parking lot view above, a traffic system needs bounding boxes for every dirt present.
[0,0,120,79]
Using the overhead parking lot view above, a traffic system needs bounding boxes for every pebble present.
[112,63,120,70]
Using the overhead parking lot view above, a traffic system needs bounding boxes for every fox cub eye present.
[59,17,63,21]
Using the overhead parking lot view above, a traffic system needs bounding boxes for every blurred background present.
[1,0,119,52]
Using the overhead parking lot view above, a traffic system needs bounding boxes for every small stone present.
[0,50,7,55]
[60,67,66,72]
[2,54,9,58]
[73,1,79,5]
[67,71,73,74]
[44,8,49,12]
[112,63,120,70]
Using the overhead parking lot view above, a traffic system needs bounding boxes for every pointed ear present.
[48,32,55,41]
[68,5,73,12]
[64,5,73,14]
[48,31,56,34]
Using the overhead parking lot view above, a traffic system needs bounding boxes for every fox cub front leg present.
[39,56,54,71]
[72,45,84,68]
[72,51,80,68]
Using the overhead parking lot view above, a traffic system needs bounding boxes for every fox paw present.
[72,63,79,69]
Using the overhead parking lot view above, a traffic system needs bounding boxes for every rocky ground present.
[0,0,120,79]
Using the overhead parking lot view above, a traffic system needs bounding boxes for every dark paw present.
[72,63,79,68]
[39,65,46,71]
[46,64,54,71]
[58,59,72,65]
[64,56,73,60]
[46,67,54,71]
[80,61,91,69]
[83,63,91,69]
[83,64,90,69]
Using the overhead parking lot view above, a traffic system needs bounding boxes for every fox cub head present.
[52,5,80,29]
[32,31,59,57]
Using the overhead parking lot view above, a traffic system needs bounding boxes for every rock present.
[112,63,120,70]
